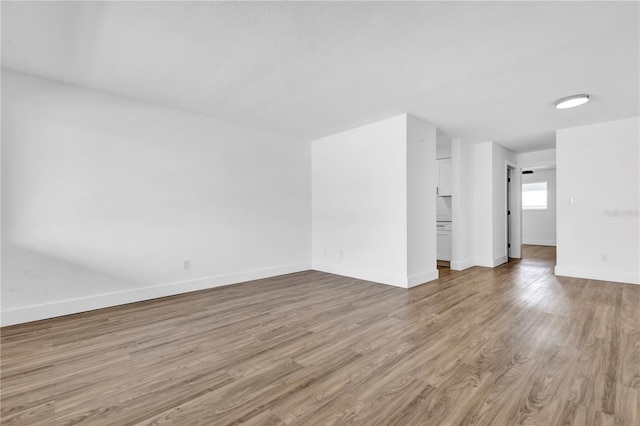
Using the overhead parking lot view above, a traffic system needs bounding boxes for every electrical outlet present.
[339,250,344,259]
[600,254,608,263]
[323,249,327,257]
[183,259,191,270]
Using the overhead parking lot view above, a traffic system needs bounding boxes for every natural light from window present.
[522,181,547,210]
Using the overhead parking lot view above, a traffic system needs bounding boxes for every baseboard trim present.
[493,256,508,267]
[1,262,311,327]
[555,265,639,285]
[522,239,556,246]
[407,270,439,288]
[450,258,474,271]
[474,256,508,268]
[474,258,494,268]
[312,261,409,288]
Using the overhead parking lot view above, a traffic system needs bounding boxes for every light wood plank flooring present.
[2,245,639,425]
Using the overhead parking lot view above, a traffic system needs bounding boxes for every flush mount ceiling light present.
[555,94,590,109]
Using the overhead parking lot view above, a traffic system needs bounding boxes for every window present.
[522,182,547,210]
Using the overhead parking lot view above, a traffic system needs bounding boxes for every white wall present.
[407,116,438,285]
[556,117,639,285]
[522,168,556,246]
[516,149,556,167]
[469,141,516,267]
[312,114,437,288]
[312,116,408,286]
[471,142,494,266]
[436,129,452,160]
[436,144,452,160]
[451,137,474,270]
[508,163,523,260]
[492,143,517,263]
[1,71,311,325]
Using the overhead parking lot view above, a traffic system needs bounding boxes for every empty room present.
[1,1,639,425]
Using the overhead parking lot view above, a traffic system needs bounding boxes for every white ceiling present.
[2,1,638,152]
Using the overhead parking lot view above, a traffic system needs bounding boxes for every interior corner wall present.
[1,71,311,326]
[406,116,438,286]
[311,115,409,287]
[556,116,640,285]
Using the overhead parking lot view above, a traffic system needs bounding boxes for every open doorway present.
[520,165,557,262]
[436,129,452,270]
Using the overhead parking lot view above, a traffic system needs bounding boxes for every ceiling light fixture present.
[555,94,590,109]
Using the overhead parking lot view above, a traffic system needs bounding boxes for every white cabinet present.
[437,222,452,261]
[437,158,452,196]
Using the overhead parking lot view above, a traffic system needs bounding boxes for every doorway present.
[521,165,557,261]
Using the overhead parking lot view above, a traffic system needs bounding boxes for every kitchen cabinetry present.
[437,221,452,261]
[437,158,452,196]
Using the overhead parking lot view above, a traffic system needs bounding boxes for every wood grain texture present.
[2,245,639,425]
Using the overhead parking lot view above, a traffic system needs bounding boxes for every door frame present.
[505,160,522,259]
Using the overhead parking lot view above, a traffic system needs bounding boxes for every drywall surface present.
[517,149,556,167]
[492,143,517,264]
[471,142,495,266]
[1,71,311,325]
[522,168,557,246]
[312,115,409,286]
[407,116,438,285]
[556,117,639,284]
[470,141,515,267]
[436,129,452,159]
[436,144,452,160]
[451,137,474,270]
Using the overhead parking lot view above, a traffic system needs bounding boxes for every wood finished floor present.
[2,245,639,425]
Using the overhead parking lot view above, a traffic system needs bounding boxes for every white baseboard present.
[1,262,311,327]
[474,258,494,268]
[474,256,507,268]
[522,239,556,246]
[555,265,639,285]
[312,262,438,289]
[493,256,508,267]
[450,258,474,271]
[407,270,439,288]
[312,261,410,288]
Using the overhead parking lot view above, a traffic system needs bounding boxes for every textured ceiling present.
[2,1,638,152]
